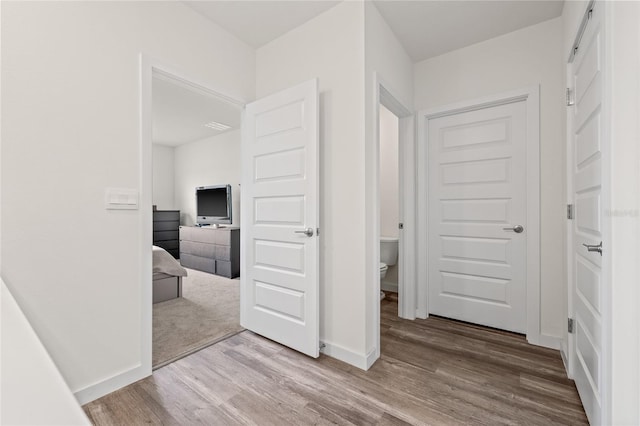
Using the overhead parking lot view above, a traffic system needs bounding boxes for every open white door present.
[569,3,604,423]
[241,79,319,357]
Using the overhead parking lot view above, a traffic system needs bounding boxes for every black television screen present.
[196,184,232,225]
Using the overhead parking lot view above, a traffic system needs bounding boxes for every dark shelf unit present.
[153,210,180,259]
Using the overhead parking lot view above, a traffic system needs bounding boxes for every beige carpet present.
[153,268,243,369]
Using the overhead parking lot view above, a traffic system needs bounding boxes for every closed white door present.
[241,79,319,358]
[570,3,604,423]
[428,101,527,333]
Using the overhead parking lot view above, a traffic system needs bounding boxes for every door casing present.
[427,100,528,333]
[368,72,415,369]
[416,87,548,347]
[140,55,246,382]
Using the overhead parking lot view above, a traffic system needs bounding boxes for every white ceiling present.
[373,1,564,61]
[185,1,341,48]
[185,0,564,62]
[160,1,564,144]
[152,75,242,147]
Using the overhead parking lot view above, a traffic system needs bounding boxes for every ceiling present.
[374,1,564,61]
[160,1,564,145]
[185,0,564,62]
[152,74,242,147]
[185,1,341,48]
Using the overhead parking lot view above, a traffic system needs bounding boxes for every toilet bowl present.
[379,262,389,279]
[380,236,399,282]
[379,236,399,301]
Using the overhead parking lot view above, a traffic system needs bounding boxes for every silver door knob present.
[582,241,602,256]
[294,227,314,237]
[503,225,524,233]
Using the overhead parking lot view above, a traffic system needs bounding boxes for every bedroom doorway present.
[147,65,245,369]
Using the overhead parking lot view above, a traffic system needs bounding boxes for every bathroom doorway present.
[379,104,400,299]
[369,77,415,366]
[374,80,415,322]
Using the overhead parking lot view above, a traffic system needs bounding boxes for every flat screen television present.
[196,184,232,225]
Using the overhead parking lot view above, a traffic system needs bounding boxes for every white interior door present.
[570,3,603,423]
[428,101,527,333]
[241,79,319,358]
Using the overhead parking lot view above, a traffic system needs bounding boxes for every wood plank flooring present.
[84,293,588,425]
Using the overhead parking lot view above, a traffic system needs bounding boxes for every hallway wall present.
[414,17,565,341]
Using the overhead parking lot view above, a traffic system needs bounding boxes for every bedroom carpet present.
[153,267,242,369]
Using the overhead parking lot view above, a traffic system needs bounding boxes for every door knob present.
[582,241,602,256]
[503,225,524,233]
[294,227,314,237]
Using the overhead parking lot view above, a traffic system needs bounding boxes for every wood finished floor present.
[84,293,588,425]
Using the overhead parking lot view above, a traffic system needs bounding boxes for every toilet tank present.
[380,236,399,266]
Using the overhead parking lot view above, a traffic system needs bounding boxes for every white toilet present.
[380,236,399,280]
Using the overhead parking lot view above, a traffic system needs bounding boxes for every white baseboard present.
[365,347,378,370]
[527,333,562,351]
[320,340,372,370]
[74,364,150,405]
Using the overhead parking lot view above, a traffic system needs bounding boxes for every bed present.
[153,245,188,304]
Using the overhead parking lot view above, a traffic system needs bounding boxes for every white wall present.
[174,130,242,227]
[1,280,90,425]
[364,0,414,361]
[255,0,415,368]
[414,17,565,341]
[379,105,399,239]
[606,3,640,422]
[365,3,415,110]
[152,144,175,210]
[1,1,254,402]
[257,1,369,364]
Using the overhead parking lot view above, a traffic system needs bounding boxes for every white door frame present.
[139,54,246,374]
[416,87,547,346]
[368,73,415,368]
[563,60,575,376]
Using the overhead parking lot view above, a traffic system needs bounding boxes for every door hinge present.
[399,223,404,230]
[568,318,575,334]
[566,88,575,106]
[567,204,574,220]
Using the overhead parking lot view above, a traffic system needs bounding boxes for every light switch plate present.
[105,188,139,210]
